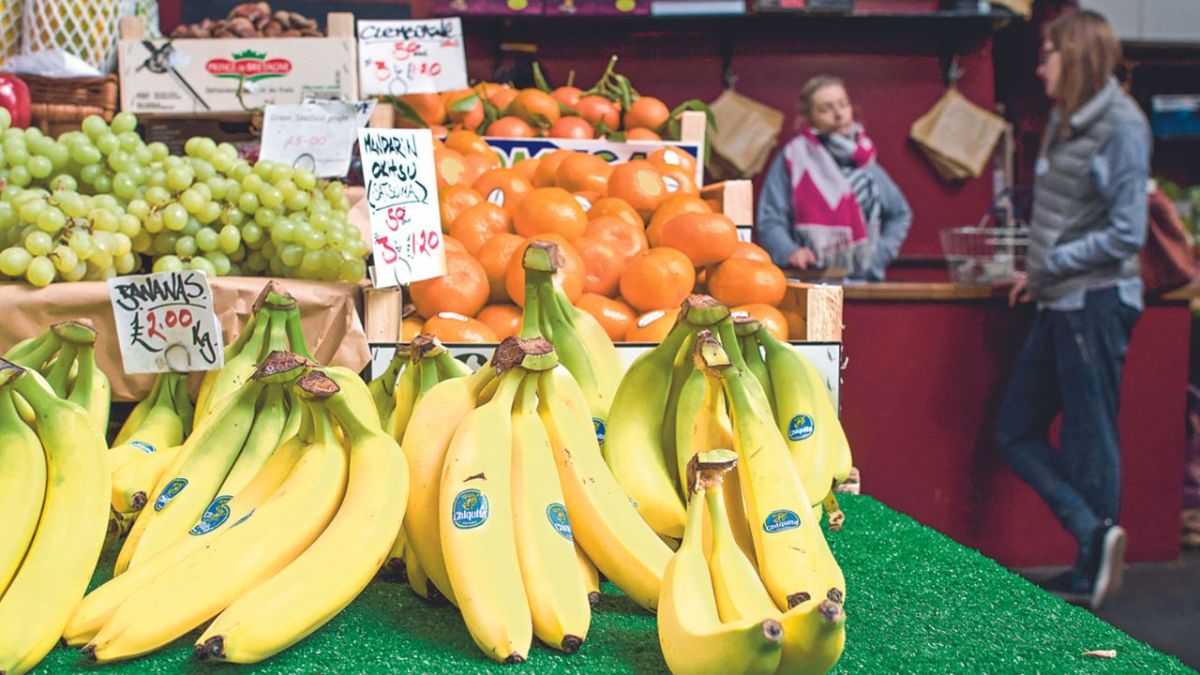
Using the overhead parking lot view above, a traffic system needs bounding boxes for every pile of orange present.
[408,132,791,344]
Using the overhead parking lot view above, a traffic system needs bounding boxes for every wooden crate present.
[25,74,118,137]
[779,281,843,343]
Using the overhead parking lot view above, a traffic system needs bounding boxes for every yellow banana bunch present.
[368,345,410,426]
[0,359,109,675]
[0,388,45,599]
[108,372,191,512]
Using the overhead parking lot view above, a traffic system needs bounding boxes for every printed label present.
[452,489,489,530]
[129,440,156,454]
[763,509,802,534]
[787,414,815,441]
[231,509,255,528]
[593,418,606,446]
[546,503,573,541]
[189,495,232,535]
[154,478,188,512]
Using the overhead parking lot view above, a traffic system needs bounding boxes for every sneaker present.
[1089,524,1127,610]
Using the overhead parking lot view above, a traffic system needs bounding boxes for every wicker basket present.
[24,74,119,136]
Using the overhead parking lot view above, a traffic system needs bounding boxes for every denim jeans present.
[995,288,1141,545]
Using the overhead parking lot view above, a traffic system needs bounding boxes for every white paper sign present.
[301,97,378,128]
[259,101,359,177]
[357,18,468,96]
[357,128,446,287]
[107,271,225,374]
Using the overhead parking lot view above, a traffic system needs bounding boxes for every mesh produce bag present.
[21,0,122,73]
[0,0,20,68]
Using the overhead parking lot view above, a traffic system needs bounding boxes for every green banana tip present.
[686,448,736,494]
[0,358,25,386]
[252,350,312,382]
[731,313,762,337]
[492,336,557,373]
[410,333,446,360]
[693,330,731,370]
[252,280,293,313]
[521,240,561,274]
[680,294,730,327]
[51,318,98,345]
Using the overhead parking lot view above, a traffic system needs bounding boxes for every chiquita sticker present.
[154,478,188,512]
[546,503,573,541]
[593,418,606,445]
[788,414,815,441]
[763,509,801,534]
[189,495,232,535]
[452,489,489,529]
[129,440,156,454]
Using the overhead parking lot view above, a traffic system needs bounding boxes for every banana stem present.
[45,342,79,397]
[282,305,316,361]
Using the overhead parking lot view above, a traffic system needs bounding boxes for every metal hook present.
[163,342,193,373]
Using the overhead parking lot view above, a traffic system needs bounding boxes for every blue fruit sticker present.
[452,489,489,530]
[154,478,188,512]
[231,509,255,528]
[129,441,156,454]
[189,495,232,535]
[763,509,801,533]
[546,503,573,541]
[593,418,606,445]
[788,414,815,441]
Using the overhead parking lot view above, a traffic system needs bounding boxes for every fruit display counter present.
[30,494,1189,674]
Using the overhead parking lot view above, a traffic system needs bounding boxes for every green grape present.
[182,217,201,236]
[89,249,113,269]
[163,155,183,169]
[106,150,132,173]
[79,164,103,185]
[222,181,241,203]
[308,212,331,233]
[165,166,194,192]
[284,190,310,213]
[148,170,166,187]
[118,214,142,238]
[294,168,316,191]
[217,142,238,157]
[339,257,367,283]
[91,208,119,232]
[93,175,112,194]
[162,203,188,231]
[175,235,197,257]
[145,186,171,207]
[0,108,9,131]
[268,164,293,184]
[153,232,179,255]
[261,241,277,260]
[70,143,102,165]
[118,131,142,152]
[241,173,264,193]
[280,244,305,267]
[45,144,70,170]
[258,186,283,210]
[1,183,22,200]
[192,183,212,201]
[127,199,150,219]
[195,227,219,252]
[93,194,118,210]
[302,230,326,251]
[245,251,268,273]
[324,182,346,201]
[95,134,119,155]
[147,142,169,161]
[253,208,277,228]
[206,251,231,276]
[112,233,133,256]
[191,158,215,181]
[50,175,78,193]
[68,229,94,258]
[185,136,217,160]
[36,207,66,234]
[50,245,78,273]
[7,166,31,187]
[18,199,47,223]
[252,161,275,178]
[131,231,153,253]
[220,206,244,227]
[0,202,15,228]
[211,151,233,173]
[55,191,86,218]
[229,245,246,263]
[22,127,42,142]
[0,246,32,276]
[81,115,108,139]
[300,250,323,273]
[204,176,226,201]
[27,156,52,179]
[241,222,263,246]
[180,188,206,214]
[228,161,252,181]
[268,258,286,276]
[188,256,217,277]
[143,210,164,234]
[275,178,297,199]
[134,146,154,165]
[62,260,87,281]
[115,251,138,274]
[217,225,240,253]
[92,231,114,255]
[153,255,184,274]
[25,255,55,286]
[112,173,137,200]
[29,136,53,156]
[227,263,243,277]
[270,219,295,244]
[237,192,260,214]
[197,201,221,225]
[6,146,29,167]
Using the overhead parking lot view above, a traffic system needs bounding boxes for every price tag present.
[259,101,359,177]
[358,128,446,287]
[301,97,378,128]
[357,18,468,96]
[107,271,225,374]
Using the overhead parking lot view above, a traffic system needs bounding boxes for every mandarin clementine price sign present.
[357,18,468,97]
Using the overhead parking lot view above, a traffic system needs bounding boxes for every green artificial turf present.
[32,495,1190,674]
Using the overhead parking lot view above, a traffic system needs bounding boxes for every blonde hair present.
[797,75,846,122]
[1045,10,1122,129]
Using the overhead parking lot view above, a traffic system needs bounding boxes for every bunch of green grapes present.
[0,109,368,287]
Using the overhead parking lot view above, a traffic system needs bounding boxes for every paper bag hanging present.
[910,88,1006,181]
[706,89,784,181]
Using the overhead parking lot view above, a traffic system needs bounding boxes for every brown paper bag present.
[910,88,1005,180]
[707,89,785,181]
[992,0,1032,18]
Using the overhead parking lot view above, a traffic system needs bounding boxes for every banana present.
[43,341,77,396]
[279,296,317,362]
[400,364,497,606]
[657,451,783,675]
[3,329,59,366]
[66,343,111,437]
[705,479,776,623]
[575,544,601,608]
[405,541,432,600]
[0,360,109,675]
[737,320,774,418]
[85,387,348,662]
[673,364,734,501]
[433,349,472,379]
[110,443,185,514]
[381,518,408,579]
[511,376,591,654]
[435,357,533,664]
[214,384,291,497]
[65,428,309,647]
[538,366,673,611]
[699,333,844,612]
[390,352,420,441]
[369,346,409,426]
[777,596,847,674]
[659,329,697,502]
[108,373,186,475]
[196,370,408,664]
[194,305,273,424]
[0,389,46,598]
[173,366,196,435]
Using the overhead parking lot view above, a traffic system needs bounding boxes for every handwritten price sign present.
[357,19,468,96]
[358,128,446,287]
[107,271,225,374]
[259,101,359,177]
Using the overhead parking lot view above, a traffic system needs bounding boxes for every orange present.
[409,252,489,319]
[513,157,540,184]
[556,153,612,194]
[434,148,467,187]
[551,85,583,109]
[573,235,624,297]
[576,293,636,341]
[487,85,519,110]
[625,128,662,141]
[660,212,738,267]
[584,215,648,262]
[704,198,723,212]
[487,116,536,138]
[589,197,643,229]
[624,96,670,131]
[448,202,512,256]
[445,129,492,156]
[397,93,446,126]
[477,304,523,340]
[533,149,576,188]
[401,315,423,341]
[443,90,484,131]
[646,193,711,246]
[477,232,525,304]
[510,88,561,126]
[571,191,603,212]
[472,168,533,210]
[512,187,588,240]
[607,160,667,219]
[732,304,788,341]
[618,247,695,313]
[429,124,450,137]
[707,258,788,307]
[422,312,498,343]
[549,116,595,139]
[625,308,680,342]
[576,95,621,129]
[728,241,772,263]
[505,234,586,307]
[647,147,698,176]
[658,165,698,196]
[442,236,469,257]
[439,185,484,230]
[459,152,496,187]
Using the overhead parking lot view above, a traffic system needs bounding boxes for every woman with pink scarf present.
[756,76,912,281]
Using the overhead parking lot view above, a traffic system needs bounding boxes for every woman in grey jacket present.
[755,76,912,281]
[997,10,1150,610]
